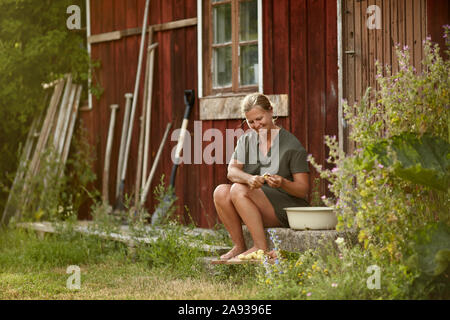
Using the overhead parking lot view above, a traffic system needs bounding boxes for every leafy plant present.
[364,132,450,191]
[0,0,101,216]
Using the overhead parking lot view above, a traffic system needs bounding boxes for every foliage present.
[306,31,450,298]
[4,120,96,224]
[0,0,101,216]
[364,132,450,191]
[254,232,446,300]
[151,175,179,225]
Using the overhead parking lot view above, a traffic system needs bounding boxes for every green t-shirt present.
[231,127,309,227]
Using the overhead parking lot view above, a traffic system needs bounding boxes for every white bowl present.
[284,207,338,230]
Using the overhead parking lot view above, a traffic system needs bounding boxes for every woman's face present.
[245,105,274,133]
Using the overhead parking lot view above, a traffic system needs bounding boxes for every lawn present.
[0,226,259,300]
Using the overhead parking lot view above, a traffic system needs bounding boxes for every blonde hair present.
[241,93,273,114]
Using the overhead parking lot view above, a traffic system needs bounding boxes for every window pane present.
[240,44,258,86]
[213,3,232,44]
[239,0,258,41]
[213,46,232,88]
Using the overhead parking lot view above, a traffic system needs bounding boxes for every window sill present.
[199,93,289,120]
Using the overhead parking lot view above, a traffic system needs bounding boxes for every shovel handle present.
[170,90,195,188]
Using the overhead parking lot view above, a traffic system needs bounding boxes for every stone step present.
[242,226,357,253]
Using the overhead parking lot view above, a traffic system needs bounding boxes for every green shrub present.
[306,31,449,298]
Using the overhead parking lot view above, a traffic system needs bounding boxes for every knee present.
[229,183,250,201]
[213,184,231,205]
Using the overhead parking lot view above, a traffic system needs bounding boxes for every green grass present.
[2,225,446,300]
[0,227,258,300]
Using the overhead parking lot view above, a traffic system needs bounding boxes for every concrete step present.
[242,226,357,253]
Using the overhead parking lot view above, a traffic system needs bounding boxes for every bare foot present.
[239,246,267,257]
[220,246,246,260]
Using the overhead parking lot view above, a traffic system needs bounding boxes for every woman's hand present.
[265,174,284,188]
[247,175,265,189]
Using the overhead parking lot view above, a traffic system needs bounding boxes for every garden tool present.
[151,90,195,225]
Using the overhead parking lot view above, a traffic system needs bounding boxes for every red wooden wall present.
[78,0,339,227]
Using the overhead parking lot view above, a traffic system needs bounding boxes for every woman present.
[213,93,310,260]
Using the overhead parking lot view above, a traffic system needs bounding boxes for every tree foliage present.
[0,0,91,213]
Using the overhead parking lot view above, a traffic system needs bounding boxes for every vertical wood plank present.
[383,0,392,74]
[307,0,326,195]
[272,0,290,94]
[398,0,406,47]
[413,0,422,73]
[427,0,449,57]
[368,0,377,91]
[289,0,308,147]
[391,0,399,72]
[344,0,356,106]
[354,0,362,103]
[375,0,383,91]
[262,0,274,93]
[360,0,368,98]
[325,0,338,178]
[184,0,200,226]
[405,0,414,66]
[111,0,127,204]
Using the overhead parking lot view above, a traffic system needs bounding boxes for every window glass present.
[239,0,258,42]
[213,3,232,44]
[240,44,258,86]
[213,46,232,87]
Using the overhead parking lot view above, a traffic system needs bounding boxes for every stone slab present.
[242,226,357,253]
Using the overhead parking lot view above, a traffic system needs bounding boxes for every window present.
[199,0,262,97]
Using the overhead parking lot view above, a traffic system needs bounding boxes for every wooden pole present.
[142,42,158,190]
[140,122,172,205]
[116,93,133,199]
[103,104,119,204]
[117,0,151,210]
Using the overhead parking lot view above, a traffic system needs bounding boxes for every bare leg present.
[213,184,247,260]
[230,183,281,255]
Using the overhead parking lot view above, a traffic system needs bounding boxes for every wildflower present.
[331,283,338,288]
[307,292,312,297]
[332,167,339,173]
[335,237,345,245]
[378,164,384,169]
[338,253,343,260]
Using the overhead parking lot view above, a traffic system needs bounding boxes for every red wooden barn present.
[79,0,449,228]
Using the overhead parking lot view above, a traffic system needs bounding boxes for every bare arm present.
[266,172,309,199]
[227,159,265,189]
